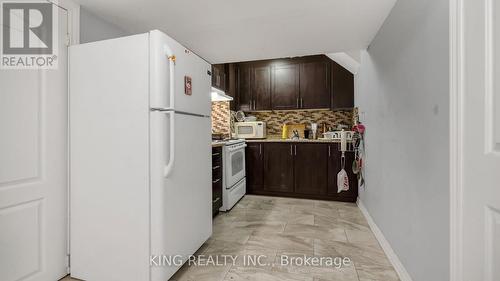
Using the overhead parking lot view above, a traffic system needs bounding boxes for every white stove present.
[220,139,247,211]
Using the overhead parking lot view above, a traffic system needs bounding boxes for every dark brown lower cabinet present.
[263,143,294,193]
[294,143,328,195]
[246,142,358,202]
[327,144,358,201]
[245,142,264,193]
[212,147,223,216]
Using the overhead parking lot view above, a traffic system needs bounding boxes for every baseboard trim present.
[357,199,414,281]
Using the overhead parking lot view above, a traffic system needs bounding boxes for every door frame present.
[449,0,464,279]
[48,0,81,273]
[57,0,80,273]
[57,0,80,45]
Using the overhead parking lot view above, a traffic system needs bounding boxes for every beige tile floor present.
[171,195,399,281]
[62,195,399,281]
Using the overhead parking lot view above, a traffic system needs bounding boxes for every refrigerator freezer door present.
[149,30,212,116]
[150,111,212,281]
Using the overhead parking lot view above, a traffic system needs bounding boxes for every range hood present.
[211,87,233,102]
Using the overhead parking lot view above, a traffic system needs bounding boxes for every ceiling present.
[76,0,397,64]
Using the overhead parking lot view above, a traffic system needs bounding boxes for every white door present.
[0,3,69,281]
[452,0,500,280]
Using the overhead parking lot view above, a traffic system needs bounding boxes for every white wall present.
[80,7,131,43]
[355,0,449,280]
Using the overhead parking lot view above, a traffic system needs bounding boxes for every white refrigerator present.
[69,30,212,281]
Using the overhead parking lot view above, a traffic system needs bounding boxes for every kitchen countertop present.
[211,141,228,147]
[213,138,354,146]
[245,137,351,143]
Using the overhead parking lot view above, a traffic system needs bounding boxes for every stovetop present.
[211,138,245,147]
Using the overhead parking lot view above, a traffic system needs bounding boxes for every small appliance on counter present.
[322,130,355,141]
[234,121,267,139]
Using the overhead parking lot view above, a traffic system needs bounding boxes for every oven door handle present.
[227,144,247,152]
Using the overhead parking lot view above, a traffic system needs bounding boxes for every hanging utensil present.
[352,149,361,174]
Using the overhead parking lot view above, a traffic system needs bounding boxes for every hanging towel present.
[337,153,349,193]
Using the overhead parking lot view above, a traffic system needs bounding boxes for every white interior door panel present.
[0,4,68,281]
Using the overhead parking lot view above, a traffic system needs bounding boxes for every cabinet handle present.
[290,145,293,155]
[296,98,299,108]
[212,153,220,156]
[328,146,331,157]
[294,145,297,155]
[212,165,220,170]
[259,144,262,155]
[212,178,221,184]
[213,197,220,204]
[301,98,304,108]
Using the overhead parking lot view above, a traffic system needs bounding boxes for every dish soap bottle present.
[282,124,288,139]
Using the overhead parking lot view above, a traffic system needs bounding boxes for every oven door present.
[224,145,247,188]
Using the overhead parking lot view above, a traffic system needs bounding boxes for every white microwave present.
[234,121,267,139]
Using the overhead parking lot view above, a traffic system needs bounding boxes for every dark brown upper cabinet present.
[331,61,354,109]
[271,63,300,110]
[226,63,238,111]
[237,64,272,111]
[234,55,353,111]
[252,66,272,110]
[211,64,227,92]
[237,64,252,111]
[299,59,331,109]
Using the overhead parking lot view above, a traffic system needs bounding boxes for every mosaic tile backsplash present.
[212,102,356,138]
[211,101,231,138]
[250,109,355,135]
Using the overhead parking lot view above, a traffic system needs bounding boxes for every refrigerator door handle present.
[165,44,176,109]
[164,111,175,178]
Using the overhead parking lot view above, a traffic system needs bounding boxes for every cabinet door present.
[245,143,264,193]
[227,63,238,111]
[331,61,354,109]
[300,60,331,109]
[294,144,328,195]
[211,65,218,89]
[272,63,300,110]
[212,64,227,91]
[252,66,272,110]
[327,144,358,201]
[237,64,252,111]
[212,147,223,214]
[263,143,294,193]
